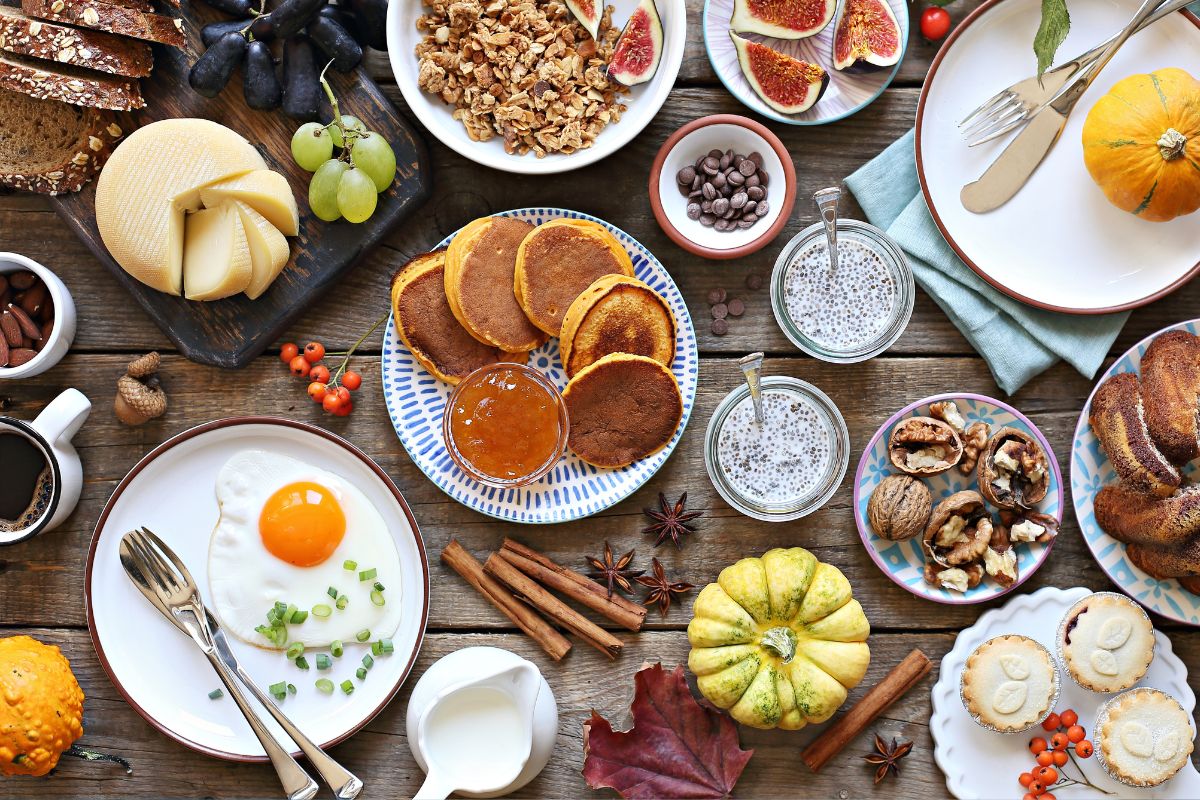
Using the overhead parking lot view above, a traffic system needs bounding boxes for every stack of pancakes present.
[1090,330,1200,594]
[390,214,682,469]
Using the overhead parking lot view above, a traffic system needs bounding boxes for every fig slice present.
[566,0,601,40]
[831,0,902,71]
[730,32,828,115]
[607,0,663,86]
[731,0,835,39]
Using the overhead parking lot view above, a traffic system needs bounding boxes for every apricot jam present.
[445,364,567,486]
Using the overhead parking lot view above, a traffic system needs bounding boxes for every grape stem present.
[318,61,365,161]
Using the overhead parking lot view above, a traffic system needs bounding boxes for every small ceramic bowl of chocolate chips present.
[650,114,796,259]
[0,253,76,379]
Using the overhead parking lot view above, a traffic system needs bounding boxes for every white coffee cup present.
[0,252,77,379]
[0,388,91,545]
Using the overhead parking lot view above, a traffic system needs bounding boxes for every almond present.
[7,304,41,340]
[20,283,46,317]
[8,271,35,290]
[0,310,20,347]
[8,348,37,367]
[0,274,7,294]
[0,334,8,367]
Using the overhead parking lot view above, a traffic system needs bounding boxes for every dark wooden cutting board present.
[51,4,430,368]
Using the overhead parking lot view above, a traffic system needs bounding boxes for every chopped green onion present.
[379,638,394,654]
[284,603,298,623]
[255,624,287,647]
[340,680,354,695]
[358,568,377,582]
[343,559,358,571]
[312,604,332,618]
[370,590,385,607]
[315,653,332,670]
[373,581,385,592]
[362,653,374,670]
[289,608,308,625]
[285,642,304,660]
[327,586,339,599]
[371,641,382,656]
[287,683,297,695]
[356,667,367,680]
[274,600,289,616]
[355,629,371,643]
[266,607,283,626]
[330,640,344,658]
[336,595,349,611]
[316,678,334,694]
[269,681,287,699]
[208,689,224,700]
[295,655,310,670]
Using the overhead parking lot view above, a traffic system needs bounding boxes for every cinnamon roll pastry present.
[1094,484,1200,547]
[1126,537,1200,579]
[1140,330,1200,464]
[1089,373,1180,497]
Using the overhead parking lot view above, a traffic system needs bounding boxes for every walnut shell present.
[977,427,1050,510]
[867,475,932,541]
[888,416,963,476]
[924,490,991,566]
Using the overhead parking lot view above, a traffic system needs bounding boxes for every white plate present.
[930,586,1200,799]
[916,0,1200,313]
[1071,319,1200,627]
[85,418,429,761]
[702,0,908,125]
[380,207,699,524]
[387,0,686,174]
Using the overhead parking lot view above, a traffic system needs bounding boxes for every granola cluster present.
[415,0,628,158]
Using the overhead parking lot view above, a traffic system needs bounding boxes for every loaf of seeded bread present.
[0,84,124,194]
[0,51,143,109]
[20,0,185,48]
[0,6,152,77]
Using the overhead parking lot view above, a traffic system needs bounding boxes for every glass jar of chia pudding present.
[704,376,849,521]
[769,219,914,363]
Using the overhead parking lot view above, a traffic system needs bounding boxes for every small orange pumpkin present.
[1081,67,1200,222]
[0,636,84,777]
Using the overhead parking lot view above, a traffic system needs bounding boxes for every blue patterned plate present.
[380,208,699,524]
[853,393,1062,604]
[1072,320,1200,626]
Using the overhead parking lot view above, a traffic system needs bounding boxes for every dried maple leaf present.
[583,663,753,799]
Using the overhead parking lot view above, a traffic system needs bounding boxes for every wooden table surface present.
[3,2,1200,796]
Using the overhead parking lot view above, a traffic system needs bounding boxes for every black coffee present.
[0,432,52,531]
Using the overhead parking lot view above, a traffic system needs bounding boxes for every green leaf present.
[1034,0,1070,77]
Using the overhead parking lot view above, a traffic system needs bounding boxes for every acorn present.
[114,352,167,426]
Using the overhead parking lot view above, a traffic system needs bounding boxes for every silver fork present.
[958,0,1188,146]
[120,528,361,800]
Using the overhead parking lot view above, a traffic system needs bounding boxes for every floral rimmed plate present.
[380,208,699,524]
[1071,319,1200,626]
[852,393,1062,604]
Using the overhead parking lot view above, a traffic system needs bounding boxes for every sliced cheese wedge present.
[199,170,300,236]
[183,204,253,301]
[234,201,291,300]
[95,119,266,295]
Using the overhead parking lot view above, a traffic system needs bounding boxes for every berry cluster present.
[1019,708,1102,799]
[280,340,363,417]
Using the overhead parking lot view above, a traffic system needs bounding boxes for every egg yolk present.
[259,482,346,567]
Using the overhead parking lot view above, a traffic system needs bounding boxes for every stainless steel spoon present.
[738,352,765,425]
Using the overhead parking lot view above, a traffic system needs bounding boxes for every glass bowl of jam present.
[704,376,849,521]
[769,219,914,363]
[443,363,570,488]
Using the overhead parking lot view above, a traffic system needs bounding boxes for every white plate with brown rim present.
[85,417,429,761]
[916,0,1200,313]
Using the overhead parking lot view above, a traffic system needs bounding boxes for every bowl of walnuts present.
[852,393,1062,605]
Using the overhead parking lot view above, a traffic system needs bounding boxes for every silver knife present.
[961,0,1169,213]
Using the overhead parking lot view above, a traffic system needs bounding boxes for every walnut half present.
[977,427,1051,510]
[923,490,991,566]
[888,416,964,477]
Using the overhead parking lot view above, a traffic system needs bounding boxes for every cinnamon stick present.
[441,540,571,661]
[800,648,933,773]
[484,552,623,660]
[499,538,647,632]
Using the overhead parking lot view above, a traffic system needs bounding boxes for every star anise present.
[861,733,913,784]
[643,491,702,548]
[636,558,694,617]
[586,541,643,599]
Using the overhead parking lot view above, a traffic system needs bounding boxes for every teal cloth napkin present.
[844,130,1129,395]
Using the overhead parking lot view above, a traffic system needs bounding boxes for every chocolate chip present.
[714,218,730,231]
[711,318,729,336]
[742,200,756,215]
[712,197,730,216]
[702,183,717,200]
[745,174,760,188]
[711,303,728,320]
[747,186,764,201]
[699,213,716,227]
[677,166,696,185]
[738,159,756,176]
[756,201,770,217]
[759,171,770,186]
[737,218,757,230]
[701,200,713,213]
[686,203,701,220]
[728,298,745,316]
[730,191,747,209]
[719,153,731,170]
[688,189,703,201]
[702,157,719,175]
[746,273,763,290]
[728,170,745,186]
[748,151,763,168]
[677,182,691,197]
[708,149,722,159]
[692,175,703,191]
[711,172,726,190]
[707,288,727,305]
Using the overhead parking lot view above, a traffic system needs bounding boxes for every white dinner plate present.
[916,0,1200,313]
[930,586,1200,799]
[1071,319,1200,627]
[85,418,429,761]
[703,0,908,125]
[387,0,686,174]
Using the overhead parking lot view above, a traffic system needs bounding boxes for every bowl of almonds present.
[0,253,75,379]
[649,114,796,260]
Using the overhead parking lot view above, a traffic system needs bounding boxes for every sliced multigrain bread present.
[0,51,143,109]
[21,0,184,48]
[0,85,124,194]
[0,6,152,77]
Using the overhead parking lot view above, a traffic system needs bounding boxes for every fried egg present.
[208,450,403,649]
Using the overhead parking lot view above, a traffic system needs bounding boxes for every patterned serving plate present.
[852,393,1062,604]
[1071,319,1200,626]
[702,0,908,125]
[380,208,699,524]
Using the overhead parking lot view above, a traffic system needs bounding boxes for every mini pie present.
[960,634,1058,733]
[1097,688,1194,787]
[1058,592,1154,693]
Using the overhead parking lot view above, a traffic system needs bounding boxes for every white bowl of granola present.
[388,0,686,174]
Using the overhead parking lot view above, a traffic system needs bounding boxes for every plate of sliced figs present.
[703,0,908,124]
[853,393,1062,605]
